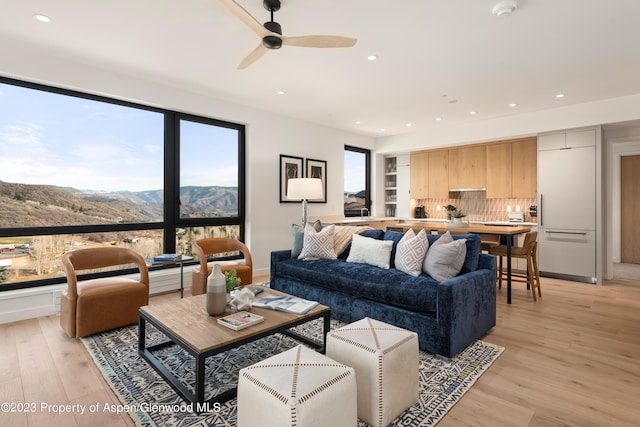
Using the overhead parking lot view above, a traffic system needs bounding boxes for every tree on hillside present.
[0,266,8,284]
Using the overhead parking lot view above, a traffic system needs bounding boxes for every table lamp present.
[287,178,323,225]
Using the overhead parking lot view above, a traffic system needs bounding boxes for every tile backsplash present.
[414,191,537,222]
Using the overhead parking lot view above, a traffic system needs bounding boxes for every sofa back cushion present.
[385,230,482,275]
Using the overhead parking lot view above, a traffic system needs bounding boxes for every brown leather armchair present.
[191,238,253,295]
[59,247,150,338]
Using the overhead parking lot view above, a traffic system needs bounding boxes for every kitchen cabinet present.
[511,138,537,198]
[448,146,486,190]
[428,150,449,198]
[486,143,512,198]
[410,151,428,199]
[410,150,449,199]
[486,138,537,198]
[538,128,596,151]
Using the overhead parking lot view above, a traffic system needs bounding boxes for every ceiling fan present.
[220,0,358,69]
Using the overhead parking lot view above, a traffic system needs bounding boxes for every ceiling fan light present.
[492,1,518,17]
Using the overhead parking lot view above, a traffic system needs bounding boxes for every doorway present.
[620,155,640,264]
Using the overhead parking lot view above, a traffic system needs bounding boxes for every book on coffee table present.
[253,295,319,315]
[217,311,264,331]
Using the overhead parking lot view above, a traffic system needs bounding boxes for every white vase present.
[206,264,227,316]
[453,217,462,224]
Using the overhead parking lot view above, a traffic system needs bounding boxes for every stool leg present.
[497,255,503,289]
[526,251,537,301]
[532,243,541,298]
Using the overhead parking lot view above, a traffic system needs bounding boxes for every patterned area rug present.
[82,319,503,426]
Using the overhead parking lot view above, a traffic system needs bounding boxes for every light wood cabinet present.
[448,146,486,189]
[428,150,449,198]
[486,143,512,198]
[511,138,537,198]
[410,151,429,199]
[486,138,537,198]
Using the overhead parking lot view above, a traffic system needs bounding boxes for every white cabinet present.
[538,146,595,230]
[537,127,599,282]
[538,230,596,279]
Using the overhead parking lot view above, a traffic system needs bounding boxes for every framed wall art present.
[306,158,327,203]
[279,154,304,203]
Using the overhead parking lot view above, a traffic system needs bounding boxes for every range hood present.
[448,187,486,192]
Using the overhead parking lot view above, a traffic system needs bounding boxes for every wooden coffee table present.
[138,288,330,407]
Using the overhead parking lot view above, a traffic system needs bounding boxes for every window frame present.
[344,145,371,217]
[0,76,245,291]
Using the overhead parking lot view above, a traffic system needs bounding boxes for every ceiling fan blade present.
[219,0,269,37]
[238,43,269,70]
[282,35,357,48]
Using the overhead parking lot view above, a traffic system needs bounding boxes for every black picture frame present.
[306,158,327,203]
[279,154,304,203]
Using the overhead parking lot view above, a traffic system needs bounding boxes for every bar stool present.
[489,231,541,301]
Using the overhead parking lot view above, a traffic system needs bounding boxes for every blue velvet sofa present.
[270,230,497,358]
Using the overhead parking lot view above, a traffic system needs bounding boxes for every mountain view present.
[0,180,238,227]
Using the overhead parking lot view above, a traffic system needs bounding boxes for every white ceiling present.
[2,0,640,138]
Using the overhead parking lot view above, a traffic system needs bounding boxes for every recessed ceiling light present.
[355,121,361,124]
[509,103,517,107]
[469,111,477,115]
[277,90,285,95]
[406,123,412,127]
[556,93,565,98]
[435,117,442,121]
[367,54,378,61]
[34,14,51,23]
[380,128,385,132]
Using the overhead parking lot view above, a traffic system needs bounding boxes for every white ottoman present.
[237,344,357,427]
[327,317,419,427]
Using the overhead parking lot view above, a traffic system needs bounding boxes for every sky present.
[344,149,366,193]
[0,82,238,192]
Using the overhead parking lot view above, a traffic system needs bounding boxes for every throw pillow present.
[291,219,322,258]
[346,233,393,269]
[423,232,467,281]
[298,223,337,260]
[395,229,429,277]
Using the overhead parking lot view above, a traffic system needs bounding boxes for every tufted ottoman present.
[237,344,357,427]
[326,317,419,427]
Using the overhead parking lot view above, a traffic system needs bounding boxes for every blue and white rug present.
[82,319,503,426]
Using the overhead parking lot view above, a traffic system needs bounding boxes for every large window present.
[0,77,245,290]
[344,145,371,217]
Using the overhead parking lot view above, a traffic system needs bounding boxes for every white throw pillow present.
[423,232,467,281]
[395,229,429,277]
[346,234,393,269]
[298,223,337,260]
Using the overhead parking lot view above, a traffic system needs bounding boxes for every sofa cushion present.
[426,233,481,274]
[299,224,337,260]
[395,229,429,277]
[346,234,393,269]
[423,234,467,281]
[383,230,405,268]
[274,257,440,313]
[291,220,322,258]
[337,228,385,259]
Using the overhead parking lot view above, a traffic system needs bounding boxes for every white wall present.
[375,94,640,154]
[0,39,374,277]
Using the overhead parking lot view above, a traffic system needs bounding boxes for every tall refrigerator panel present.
[538,145,597,280]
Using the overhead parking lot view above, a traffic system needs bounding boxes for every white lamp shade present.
[287,178,323,200]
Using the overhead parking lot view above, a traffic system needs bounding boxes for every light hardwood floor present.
[1,275,639,427]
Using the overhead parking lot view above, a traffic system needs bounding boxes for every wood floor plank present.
[1,274,639,426]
